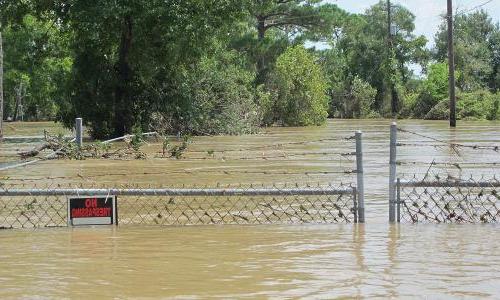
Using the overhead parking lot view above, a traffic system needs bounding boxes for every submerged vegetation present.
[0,1,499,138]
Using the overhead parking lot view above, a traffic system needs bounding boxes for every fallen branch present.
[102,132,158,144]
[18,144,51,158]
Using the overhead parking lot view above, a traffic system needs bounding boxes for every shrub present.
[412,62,450,118]
[399,92,419,118]
[457,90,500,120]
[350,76,377,118]
[267,46,329,126]
[424,100,449,120]
[423,90,500,120]
[152,50,260,135]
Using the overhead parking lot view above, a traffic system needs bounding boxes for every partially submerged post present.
[0,31,4,140]
[389,122,397,222]
[396,178,401,223]
[355,131,365,223]
[447,0,457,127]
[75,118,83,148]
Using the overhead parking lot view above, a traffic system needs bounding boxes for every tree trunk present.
[114,15,134,137]
[0,31,4,140]
[13,83,22,121]
[256,16,267,84]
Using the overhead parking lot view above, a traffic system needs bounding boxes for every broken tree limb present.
[102,132,158,144]
[18,143,55,158]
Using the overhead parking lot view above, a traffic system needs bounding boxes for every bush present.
[255,85,274,126]
[412,62,449,118]
[424,100,449,120]
[423,90,500,120]
[350,76,377,118]
[152,50,260,135]
[457,90,500,120]
[267,46,329,126]
[399,92,419,118]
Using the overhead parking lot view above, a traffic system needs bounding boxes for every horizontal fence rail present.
[0,185,361,229]
[389,122,500,224]
[0,187,354,197]
[398,180,500,188]
[396,178,500,223]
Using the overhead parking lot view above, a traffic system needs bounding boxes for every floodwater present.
[1,119,500,298]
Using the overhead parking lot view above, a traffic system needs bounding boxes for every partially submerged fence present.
[396,178,500,223]
[0,184,359,229]
[389,122,500,223]
[0,126,365,229]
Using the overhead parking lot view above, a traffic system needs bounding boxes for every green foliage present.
[162,137,170,158]
[423,90,500,121]
[51,0,246,138]
[423,63,449,99]
[320,1,429,116]
[245,1,346,83]
[350,77,377,118]
[457,90,500,120]
[424,100,449,120]
[399,91,419,118]
[165,49,260,135]
[267,46,329,126]
[1,14,72,121]
[130,121,144,152]
[412,62,451,118]
[255,85,274,126]
[163,135,191,159]
[3,0,500,132]
[435,10,500,91]
[328,75,377,118]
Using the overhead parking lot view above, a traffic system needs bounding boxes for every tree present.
[41,0,245,138]
[246,0,344,83]
[1,15,71,121]
[349,77,377,118]
[321,1,428,116]
[267,45,328,126]
[435,10,500,91]
[412,62,453,118]
[156,48,260,135]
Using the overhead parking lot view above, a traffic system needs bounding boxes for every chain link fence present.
[396,177,500,223]
[0,183,360,229]
[390,123,500,223]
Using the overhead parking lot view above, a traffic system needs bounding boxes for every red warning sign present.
[68,196,117,226]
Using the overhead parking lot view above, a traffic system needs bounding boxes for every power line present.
[456,0,494,16]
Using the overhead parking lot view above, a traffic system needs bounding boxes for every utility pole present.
[387,0,396,118]
[0,31,4,139]
[447,0,457,127]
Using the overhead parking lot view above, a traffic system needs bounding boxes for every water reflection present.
[1,224,498,298]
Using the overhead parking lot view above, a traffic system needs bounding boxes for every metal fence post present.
[355,131,365,223]
[389,122,397,223]
[75,118,83,148]
[396,178,401,223]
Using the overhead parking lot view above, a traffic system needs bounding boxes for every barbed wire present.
[398,161,500,168]
[397,128,500,152]
[175,151,356,161]
[186,136,356,154]
[1,169,357,183]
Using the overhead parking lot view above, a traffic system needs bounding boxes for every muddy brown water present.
[1,119,500,298]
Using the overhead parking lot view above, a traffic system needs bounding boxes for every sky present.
[326,0,500,48]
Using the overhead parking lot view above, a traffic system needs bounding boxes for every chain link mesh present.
[398,177,500,223]
[0,183,357,229]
